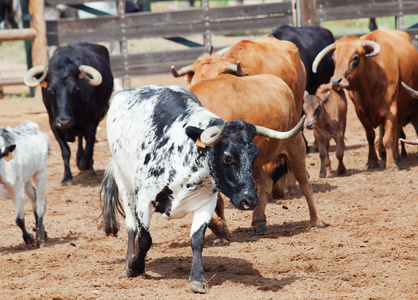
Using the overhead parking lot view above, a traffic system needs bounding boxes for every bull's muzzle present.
[56,118,71,128]
[232,194,258,210]
[331,77,343,91]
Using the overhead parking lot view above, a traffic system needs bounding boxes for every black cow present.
[270,25,335,95]
[0,0,20,29]
[24,42,113,185]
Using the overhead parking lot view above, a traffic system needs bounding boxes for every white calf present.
[0,121,50,248]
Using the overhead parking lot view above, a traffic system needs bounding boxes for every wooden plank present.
[317,3,418,21]
[0,28,36,42]
[0,74,25,86]
[317,0,404,8]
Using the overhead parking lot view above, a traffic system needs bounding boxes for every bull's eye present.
[351,56,360,69]
[223,153,234,165]
[73,86,80,95]
[47,87,55,96]
[315,106,321,115]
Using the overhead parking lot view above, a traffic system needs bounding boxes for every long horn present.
[200,122,227,146]
[225,61,244,76]
[255,115,305,140]
[24,65,48,87]
[401,81,418,99]
[400,138,418,145]
[312,43,335,73]
[79,65,102,86]
[363,40,381,57]
[171,65,194,78]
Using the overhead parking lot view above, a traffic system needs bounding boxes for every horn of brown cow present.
[200,122,227,146]
[400,138,418,145]
[312,43,336,73]
[363,40,381,57]
[225,61,244,76]
[171,65,194,78]
[79,65,102,86]
[24,65,48,87]
[255,115,306,140]
[401,81,418,99]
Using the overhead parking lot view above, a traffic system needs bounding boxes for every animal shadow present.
[72,169,105,187]
[146,255,299,291]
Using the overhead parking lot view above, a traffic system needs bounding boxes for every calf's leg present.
[26,174,47,248]
[14,189,35,245]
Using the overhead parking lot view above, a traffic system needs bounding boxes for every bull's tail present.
[101,160,124,236]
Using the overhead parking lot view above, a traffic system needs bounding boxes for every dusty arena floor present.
[0,73,417,299]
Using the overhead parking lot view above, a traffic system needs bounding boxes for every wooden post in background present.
[297,0,317,26]
[29,0,48,68]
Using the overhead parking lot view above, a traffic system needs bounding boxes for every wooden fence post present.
[29,0,48,68]
[297,0,317,26]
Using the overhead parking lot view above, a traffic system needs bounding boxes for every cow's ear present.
[186,126,203,142]
[321,91,330,104]
[0,144,16,161]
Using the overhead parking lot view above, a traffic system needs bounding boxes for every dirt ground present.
[0,73,417,300]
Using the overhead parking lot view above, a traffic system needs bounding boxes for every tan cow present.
[189,73,323,237]
[303,83,348,178]
[172,36,306,116]
[313,29,418,171]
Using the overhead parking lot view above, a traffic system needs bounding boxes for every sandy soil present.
[0,73,417,299]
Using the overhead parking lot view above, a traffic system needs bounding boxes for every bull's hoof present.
[251,220,266,235]
[122,268,143,278]
[36,240,45,248]
[319,172,326,178]
[310,219,325,229]
[337,166,347,175]
[61,180,74,186]
[386,167,399,173]
[211,238,230,246]
[189,280,210,294]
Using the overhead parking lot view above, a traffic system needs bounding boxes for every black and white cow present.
[0,120,50,248]
[24,42,114,186]
[101,85,304,293]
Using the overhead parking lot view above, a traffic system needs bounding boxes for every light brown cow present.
[172,36,306,116]
[313,29,418,171]
[303,83,348,178]
[189,73,323,237]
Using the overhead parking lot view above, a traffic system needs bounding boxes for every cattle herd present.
[0,24,418,294]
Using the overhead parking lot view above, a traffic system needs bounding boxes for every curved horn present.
[24,65,48,87]
[225,61,244,76]
[255,115,306,140]
[200,122,227,146]
[401,81,418,99]
[363,40,381,57]
[79,65,102,86]
[312,43,335,73]
[171,65,194,78]
[400,138,418,145]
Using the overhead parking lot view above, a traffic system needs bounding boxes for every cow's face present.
[43,60,81,129]
[303,92,327,130]
[331,38,367,91]
[210,120,259,210]
[188,55,228,85]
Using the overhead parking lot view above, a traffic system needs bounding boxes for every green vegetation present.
[0,41,27,64]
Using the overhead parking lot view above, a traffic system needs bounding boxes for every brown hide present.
[189,73,322,230]
[189,73,297,168]
[329,29,418,170]
[303,83,348,177]
[186,36,306,116]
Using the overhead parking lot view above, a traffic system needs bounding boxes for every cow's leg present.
[314,134,330,178]
[78,123,98,175]
[353,108,379,169]
[52,128,73,185]
[287,135,324,228]
[14,189,35,246]
[76,134,85,171]
[382,110,399,171]
[125,199,153,278]
[189,197,217,294]
[335,132,347,175]
[251,166,273,234]
[26,172,47,248]
[378,124,386,160]
[208,193,231,245]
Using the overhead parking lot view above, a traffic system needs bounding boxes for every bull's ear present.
[321,91,331,104]
[185,126,203,142]
[0,144,16,160]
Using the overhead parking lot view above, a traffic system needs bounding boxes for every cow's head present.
[312,36,380,91]
[24,59,103,129]
[187,116,305,210]
[171,52,248,85]
[303,88,330,130]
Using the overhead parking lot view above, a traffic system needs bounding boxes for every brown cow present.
[313,29,418,171]
[303,83,348,178]
[172,36,306,115]
[189,73,323,237]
